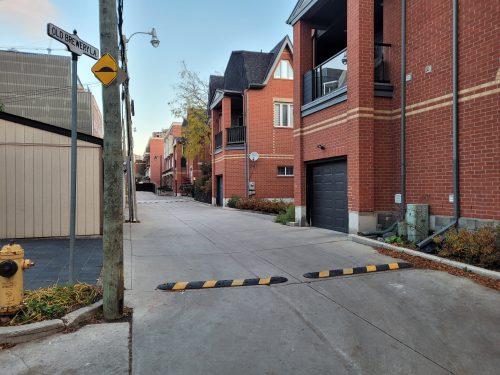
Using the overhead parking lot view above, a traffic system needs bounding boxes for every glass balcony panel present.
[374,43,391,83]
[214,131,222,149]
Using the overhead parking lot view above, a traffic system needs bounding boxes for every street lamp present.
[124,28,160,48]
[121,27,160,222]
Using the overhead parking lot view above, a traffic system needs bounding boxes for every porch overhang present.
[287,0,332,27]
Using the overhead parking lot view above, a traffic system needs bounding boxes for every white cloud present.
[0,0,58,38]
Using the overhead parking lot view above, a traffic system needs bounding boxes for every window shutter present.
[282,104,288,127]
[274,103,280,126]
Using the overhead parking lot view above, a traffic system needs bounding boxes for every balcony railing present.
[214,131,223,149]
[226,126,246,145]
[374,43,391,83]
[303,44,393,107]
[303,48,347,105]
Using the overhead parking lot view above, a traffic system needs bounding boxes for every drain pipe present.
[418,0,460,249]
[451,0,460,225]
[400,0,407,221]
[244,91,249,198]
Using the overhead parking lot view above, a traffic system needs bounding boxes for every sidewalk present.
[1,323,128,375]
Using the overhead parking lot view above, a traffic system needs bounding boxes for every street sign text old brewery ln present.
[47,23,99,59]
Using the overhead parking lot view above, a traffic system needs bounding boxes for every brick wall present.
[246,49,294,199]
[293,0,499,228]
[383,0,500,219]
[148,138,164,187]
[211,48,295,202]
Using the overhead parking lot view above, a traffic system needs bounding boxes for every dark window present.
[277,166,294,176]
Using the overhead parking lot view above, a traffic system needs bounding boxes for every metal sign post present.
[47,23,99,284]
[69,48,78,284]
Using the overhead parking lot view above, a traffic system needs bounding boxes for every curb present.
[0,299,103,345]
[222,206,279,217]
[61,300,103,329]
[0,319,64,345]
[303,262,412,279]
[158,276,288,291]
[349,234,500,280]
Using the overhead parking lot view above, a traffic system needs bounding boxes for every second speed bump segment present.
[303,262,412,279]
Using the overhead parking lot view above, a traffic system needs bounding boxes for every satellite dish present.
[249,152,260,162]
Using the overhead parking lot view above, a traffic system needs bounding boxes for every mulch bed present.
[376,247,500,292]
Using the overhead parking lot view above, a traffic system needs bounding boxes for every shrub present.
[227,195,240,208]
[276,205,295,225]
[180,184,193,196]
[236,198,291,214]
[385,235,404,245]
[236,197,257,211]
[438,226,500,270]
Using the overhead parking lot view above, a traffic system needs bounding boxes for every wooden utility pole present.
[99,0,124,320]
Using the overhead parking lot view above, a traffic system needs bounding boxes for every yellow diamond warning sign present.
[92,53,118,86]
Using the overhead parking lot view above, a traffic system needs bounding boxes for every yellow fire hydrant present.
[0,242,34,315]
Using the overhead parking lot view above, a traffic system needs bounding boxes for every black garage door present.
[310,160,348,232]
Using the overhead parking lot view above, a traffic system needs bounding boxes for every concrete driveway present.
[126,192,500,375]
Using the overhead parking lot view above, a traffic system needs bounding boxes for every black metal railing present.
[214,131,223,149]
[374,43,391,83]
[303,48,347,104]
[226,126,246,145]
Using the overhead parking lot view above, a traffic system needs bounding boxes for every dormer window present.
[274,60,293,80]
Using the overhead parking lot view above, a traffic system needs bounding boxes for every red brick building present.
[162,122,185,195]
[288,0,499,234]
[144,131,167,188]
[209,37,295,206]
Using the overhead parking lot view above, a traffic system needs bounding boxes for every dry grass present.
[376,247,500,291]
[2,283,102,327]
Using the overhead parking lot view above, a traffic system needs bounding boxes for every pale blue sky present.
[0,0,295,154]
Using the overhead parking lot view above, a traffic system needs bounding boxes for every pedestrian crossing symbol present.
[92,53,118,86]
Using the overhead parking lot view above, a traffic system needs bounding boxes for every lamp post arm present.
[124,31,152,44]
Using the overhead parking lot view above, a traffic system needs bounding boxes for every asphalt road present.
[125,193,500,375]
[12,237,102,289]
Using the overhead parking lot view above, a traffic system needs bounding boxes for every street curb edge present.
[349,234,500,280]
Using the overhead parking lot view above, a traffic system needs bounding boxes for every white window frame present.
[274,60,293,80]
[274,102,294,128]
[277,166,294,176]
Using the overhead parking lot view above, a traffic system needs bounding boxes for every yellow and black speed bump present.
[157,276,288,291]
[303,262,412,279]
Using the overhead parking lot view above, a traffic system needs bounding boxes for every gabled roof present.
[262,35,293,85]
[208,75,224,107]
[208,36,293,108]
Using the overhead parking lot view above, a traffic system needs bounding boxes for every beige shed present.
[0,112,103,239]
